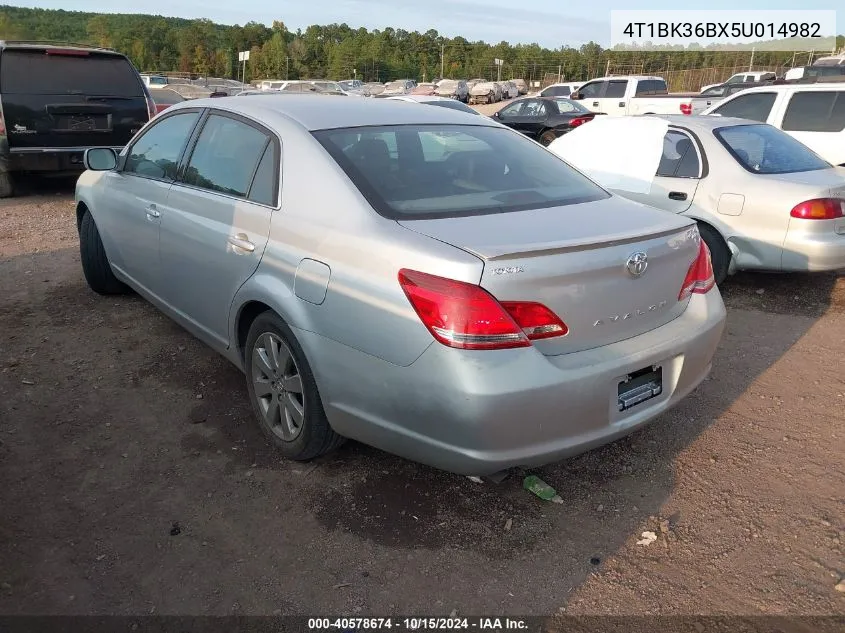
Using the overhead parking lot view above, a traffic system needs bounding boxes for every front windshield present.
[714,124,831,174]
[313,124,609,220]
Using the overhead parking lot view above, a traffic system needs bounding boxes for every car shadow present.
[0,234,842,615]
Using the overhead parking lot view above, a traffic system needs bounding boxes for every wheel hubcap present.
[251,332,305,441]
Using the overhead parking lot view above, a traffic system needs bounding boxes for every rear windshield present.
[313,124,609,220]
[0,49,143,96]
[424,100,480,115]
[713,124,831,174]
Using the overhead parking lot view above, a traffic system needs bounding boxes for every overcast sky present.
[10,0,844,49]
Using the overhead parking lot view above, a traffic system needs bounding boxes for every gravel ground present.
[1,177,844,619]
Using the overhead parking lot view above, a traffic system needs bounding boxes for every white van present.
[701,83,845,166]
[700,71,776,93]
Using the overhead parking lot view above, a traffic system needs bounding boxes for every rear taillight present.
[155,103,169,114]
[569,116,592,127]
[789,198,845,220]
[0,109,5,136]
[398,269,568,350]
[680,102,692,115]
[679,239,716,300]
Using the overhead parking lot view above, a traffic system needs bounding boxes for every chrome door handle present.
[592,101,599,106]
[227,234,255,253]
[145,204,160,219]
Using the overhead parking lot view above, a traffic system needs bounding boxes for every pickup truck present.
[690,80,774,114]
[569,76,695,117]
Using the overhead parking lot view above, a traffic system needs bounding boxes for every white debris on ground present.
[547,116,668,194]
[636,531,658,546]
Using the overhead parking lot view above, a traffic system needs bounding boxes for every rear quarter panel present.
[230,123,484,368]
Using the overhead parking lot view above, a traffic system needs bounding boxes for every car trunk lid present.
[0,47,149,149]
[398,196,701,355]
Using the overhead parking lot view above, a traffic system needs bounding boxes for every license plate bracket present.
[618,364,662,412]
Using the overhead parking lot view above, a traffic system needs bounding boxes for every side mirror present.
[492,111,500,118]
[84,147,117,171]
[571,92,582,100]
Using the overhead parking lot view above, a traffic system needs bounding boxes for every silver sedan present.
[549,115,845,283]
[75,95,726,476]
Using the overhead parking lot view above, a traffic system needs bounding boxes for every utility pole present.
[558,64,562,82]
[748,48,755,71]
[441,43,444,78]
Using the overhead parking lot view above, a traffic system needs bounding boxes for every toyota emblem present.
[626,252,648,277]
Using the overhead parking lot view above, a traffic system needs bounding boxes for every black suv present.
[0,41,154,197]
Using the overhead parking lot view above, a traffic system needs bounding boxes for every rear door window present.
[712,92,776,122]
[124,112,200,180]
[657,131,701,178]
[781,91,845,132]
[604,80,627,98]
[0,49,143,96]
[182,114,271,198]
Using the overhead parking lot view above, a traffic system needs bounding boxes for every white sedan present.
[548,115,845,283]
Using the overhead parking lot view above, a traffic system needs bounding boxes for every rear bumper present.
[5,147,124,174]
[302,290,727,476]
[782,218,845,272]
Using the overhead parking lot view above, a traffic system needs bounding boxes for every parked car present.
[141,74,169,89]
[380,79,416,96]
[362,82,385,97]
[434,79,469,102]
[700,71,777,93]
[548,115,845,283]
[511,78,528,95]
[259,80,285,91]
[411,82,438,96]
[0,40,153,198]
[812,54,845,67]
[701,82,845,166]
[501,81,520,100]
[469,81,502,104]
[150,88,187,114]
[784,65,845,82]
[466,78,486,91]
[339,79,364,93]
[570,76,695,116]
[540,82,582,97]
[75,95,725,476]
[492,96,603,145]
[386,94,481,115]
[691,81,775,114]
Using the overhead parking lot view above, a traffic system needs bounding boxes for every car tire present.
[697,223,730,285]
[0,170,14,198]
[244,311,345,461]
[79,209,130,295]
[539,130,557,146]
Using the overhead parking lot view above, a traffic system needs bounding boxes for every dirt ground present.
[1,177,844,619]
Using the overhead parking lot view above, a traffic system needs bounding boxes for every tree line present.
[0,5,842,84]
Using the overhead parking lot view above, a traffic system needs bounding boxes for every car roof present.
[715,82,845,93]
[0,40,124,55]
[642,114,768,130]
[173,93,499,131]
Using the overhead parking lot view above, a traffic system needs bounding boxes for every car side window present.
[182,114,270,198]
[657,131,700,178]
[500,102,525,117]
[123,112,200,180]
[248,142,279,206]
[782,91,845,133]
[578,81,603,98]
[523,100,546,117]
[713,92,776,122]
[604,80,627,98]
